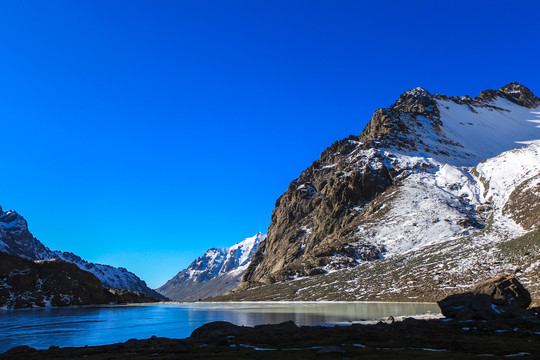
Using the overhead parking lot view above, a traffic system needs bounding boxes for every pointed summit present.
[391,86,439,118]
[404,87,431,98]
[499,82,540,108]
[156,232,266,301]
[500,81,533,95]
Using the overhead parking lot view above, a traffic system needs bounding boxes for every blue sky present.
[0,1,539,288]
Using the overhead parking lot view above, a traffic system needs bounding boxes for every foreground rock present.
[472,275,531,308]
[437,275,537,323]
[0,252,163,309]
[3,318,540,359]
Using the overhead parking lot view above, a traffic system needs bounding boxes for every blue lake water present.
[0,302,440,352]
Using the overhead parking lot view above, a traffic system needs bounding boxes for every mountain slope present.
[0,207,167,300]
[0,251,162,309]
[157,233,265,301]
[237,82,540,296]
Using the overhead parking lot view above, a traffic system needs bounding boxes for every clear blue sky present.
[0,1,538,288]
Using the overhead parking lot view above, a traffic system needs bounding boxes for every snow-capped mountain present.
[0,207,166,300]
[156,232,265,301]
[228,83,540,301]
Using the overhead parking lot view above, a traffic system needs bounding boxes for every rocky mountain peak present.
[391,87,440,118]
[476,82,540,108]
[499,82,540,108]
[405,86,430,97]
[356,86,443,154]
[0,210,25,227]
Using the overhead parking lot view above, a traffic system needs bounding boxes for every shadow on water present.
[0,302,439,352]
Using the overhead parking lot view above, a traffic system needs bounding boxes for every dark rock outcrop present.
[499,82,540,108]
[502,174,540,231]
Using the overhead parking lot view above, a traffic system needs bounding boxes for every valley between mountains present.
[1,82,539,308]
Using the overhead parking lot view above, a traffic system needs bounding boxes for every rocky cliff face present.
[238,83,540,293]
[0,207,167,300]
[157,233,265,301]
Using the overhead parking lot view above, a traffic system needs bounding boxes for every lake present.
[0,302,440,352]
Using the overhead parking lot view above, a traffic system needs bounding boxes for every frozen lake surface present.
[0,301,440,352]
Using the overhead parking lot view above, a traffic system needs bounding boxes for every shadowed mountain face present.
[0,207,167,301]
[236,83,540,295]
[157,233,265,301]
[0,251,162,309]
[0,251,105,309]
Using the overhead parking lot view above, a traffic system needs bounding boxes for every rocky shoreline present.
[2,316,540,359]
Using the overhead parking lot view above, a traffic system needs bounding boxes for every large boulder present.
[438,275,532,321]
[189,321,248,340]
[472,275,531,309]
[438,293,498,320]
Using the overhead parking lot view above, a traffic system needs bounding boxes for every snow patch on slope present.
[367,96,540,168]
[438,98,540,163]
[473,141,540,210]
[351,141,539,260]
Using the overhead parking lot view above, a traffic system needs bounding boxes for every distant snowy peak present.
[155,232,266,301]
[0,206,166,300]
[183,232,266,282]
[226,232,265,268]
